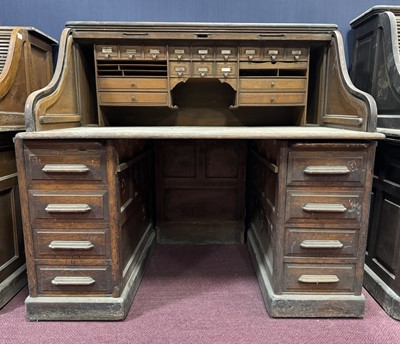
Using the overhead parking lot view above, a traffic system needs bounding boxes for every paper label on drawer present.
[197,67,209,72]
[149,49,160,54]
[174,49,185,54]
[221,49,232,55]
[174,67,186,72]
[101,47,113,54]
[245,49,256,55]
[268,50,279,55]
[291,50,302,55]
[125,48,138,54]
[198,49,209,55]
[221,67,232,72]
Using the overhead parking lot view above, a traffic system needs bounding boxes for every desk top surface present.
[16,126,385,140]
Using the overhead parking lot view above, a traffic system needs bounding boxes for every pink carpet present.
[1,244,399,344]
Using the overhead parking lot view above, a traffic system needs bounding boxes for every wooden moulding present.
[247,226,365,318]
[0,264,27,309]
[25,225,156,321]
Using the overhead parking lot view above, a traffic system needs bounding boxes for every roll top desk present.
[0,27,56,308]
[14,22,384,320]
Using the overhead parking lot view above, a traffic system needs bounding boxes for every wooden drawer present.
[216,62,237,78]
[29,191,108,222]
[98,91,168,105]
[95,45,118,60]
[97,77,167,91]
[285,47,308,61]
[285,189,364,224]
[193,62,214,78]
[33,229,109,258]
[168,46,191,60]
[215,47,237,61]
[283,264,356,293]
[192,46,214,60]
[119,45,142,59]
[239,46,262,61]
[25,147,105,183]
[264,47,285,61]
[287,148,367,186]
[239,92,305,105]
[36,265,113,294]
[240,78,306,91]
[284,228,359,258]
[143,46,166,60]
[169,62,191,78]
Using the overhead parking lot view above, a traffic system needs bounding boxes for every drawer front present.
[284,228,359,258]
[95,45,118,60]
[193,62,214,78]
[98,91,168,105]
[36,265,113,294]
[215,47,238,61]
[239,92,305,105]
[240,47,262,61]
[285,47,308,61]
[216,62,237,78]
[169,62,191,78]
[240,78,306,91]
[285,190,364,223]
[26,149,105,183]
[30,191,108,221]
[168,46,191,60]
[192,46,214,60]
[264,47,285,61]
[143,46,166,60]
[33,230,109,258]
[287,149,367,186]
[97,77,167,90]
[283,264,355,293]
[119,45,142,59]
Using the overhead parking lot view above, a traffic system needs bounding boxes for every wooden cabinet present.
[0,27,56,308]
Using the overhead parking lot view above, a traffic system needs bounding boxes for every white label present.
[221,49,231,55]
[221,67,232,72]
[197,67,209,72]
[125,48,138,54]
[174,67,186,72]
[174,49,185,54]
[245,49,256,55]
[292,50,302,55]
[268,50,279,55]
[101,47,113,54]
[198,49,209,55]
[149,49,160,54]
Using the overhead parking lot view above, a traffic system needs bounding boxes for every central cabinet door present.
[155,139,246,243]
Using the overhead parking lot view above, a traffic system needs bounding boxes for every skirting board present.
[363,264,400,320]
[25,227,156,321]
[0,264,27,309]
[247,226,365,318]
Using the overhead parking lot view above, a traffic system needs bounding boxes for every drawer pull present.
[51,276,95,286]
[303,166,351,175]
[48,240,94,250]
[300,240,344,249]
[45,204,92,214]
[302,203,347,213]
[42,164,90,174]
[298,275,339,284]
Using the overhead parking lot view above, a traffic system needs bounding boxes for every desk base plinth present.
[247,227,365,318]
[25,230,156,321]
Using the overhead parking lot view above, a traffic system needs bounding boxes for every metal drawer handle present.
[45,204,92,214]
[302,203,347,213]
[48,240,94,250]
[303,166,351,175]
[300,240,343,249]
[42,164,90,174]
[298,275,339,284]
[51,276,95,286]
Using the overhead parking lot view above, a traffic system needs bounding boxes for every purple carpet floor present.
[1,244,399,344]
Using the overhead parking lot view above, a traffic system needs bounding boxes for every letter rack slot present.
[300,240,344,249]
[51,276,96,286]
[42,164,90,174]
[301,203,347,213]
[48,240,94,250]
[303,166,351,175]
[298,275,340,284]
[45,204,92,214]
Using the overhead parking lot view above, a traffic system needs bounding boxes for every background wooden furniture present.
[350,6,400,319]
[0,27,56,309]
[15,22,383,320]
